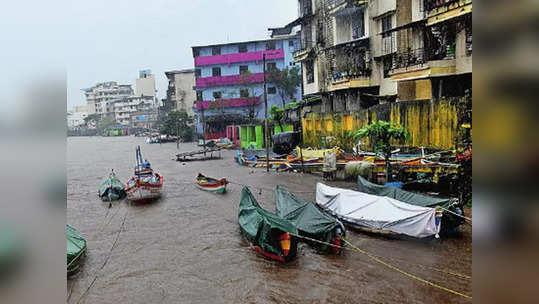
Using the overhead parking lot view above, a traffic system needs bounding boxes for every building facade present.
[135,69,157,98]
[288,0,471,150]
[109,95,157,126]
[164,69,196,116]
[191,34,302,139]
[82,82,133,115]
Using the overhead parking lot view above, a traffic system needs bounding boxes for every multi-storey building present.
[110,95,156,126]
[82,82,133,116]
[191,33,302,139]
[287,0,471,150]
[164,69,196,116]
[135,69,157,98]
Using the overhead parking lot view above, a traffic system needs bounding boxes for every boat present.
[98,170,126,201]
[125,146,164,202]
[196,173,228,194]
[357,176,464,233]
[238,186,298,262]
[315,183,442,239]
[275,186,345,254]
[67,224,87,275]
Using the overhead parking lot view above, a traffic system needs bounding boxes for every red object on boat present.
[252,246,285,262]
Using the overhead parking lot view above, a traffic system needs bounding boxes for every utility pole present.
[263,54,269,172]
[201,107,206,157]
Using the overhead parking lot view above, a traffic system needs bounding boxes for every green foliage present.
[351,121,409,156]
[97,115,117,134]
[267,66,301,108]
[159,110,194,141]
[351,121,409,181]
[269,105,284,131]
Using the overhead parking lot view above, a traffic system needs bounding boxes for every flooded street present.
[67,136,471,303]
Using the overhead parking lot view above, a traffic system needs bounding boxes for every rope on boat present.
[287,232,471,300]
[341,238,472,300]
[440,206,472,223]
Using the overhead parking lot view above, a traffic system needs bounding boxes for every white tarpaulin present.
[315,183,441,238]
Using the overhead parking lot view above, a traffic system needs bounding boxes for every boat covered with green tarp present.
[238,187,298,262]
[275,186,345,254]
[357,176,464,233]
[98,171,126,201]
[67,224,86,275]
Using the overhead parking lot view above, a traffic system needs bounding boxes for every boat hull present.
[196,174,228,194]
[126,176,163,202]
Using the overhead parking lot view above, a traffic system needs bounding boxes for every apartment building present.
[164,69,196,116]
[191,33,301,139]
[82,82,133,115]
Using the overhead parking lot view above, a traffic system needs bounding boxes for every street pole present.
[263,54,269,172]
[201,107,206,157]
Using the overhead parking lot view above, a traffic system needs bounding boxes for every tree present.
[237,70,260,123]
[84,113,100,129]
[351,121,409,182]
[97,115,117,135]
[267,66,301,108]
[159,110,194,142]
[269,105,284,132]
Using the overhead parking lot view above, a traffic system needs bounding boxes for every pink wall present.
[194,49,284,67]
[196,73,264,87]
[195,97,260,110]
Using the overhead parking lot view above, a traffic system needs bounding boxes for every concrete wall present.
[302,97,464,150]
[136,74,156,97]
[456,27,472,75]
[174,72,196,115]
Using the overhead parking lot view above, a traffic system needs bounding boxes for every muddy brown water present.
[67,136,471,303]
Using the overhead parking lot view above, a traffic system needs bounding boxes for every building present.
[67,110,88,130]
[109,95,157,126]
[164,69,196,116]
[135,69,157,98]
[287,0,471,150]
[191,32,302,139]
[82,82,133,115]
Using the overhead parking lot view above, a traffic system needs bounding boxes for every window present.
[212,67,221,77]
[193,48,200,57]
[381,15,393,37]
[306,60,314,84]
[267,87,277,95]
[195,69,201,77]
[196,91,203,101]
[238,44,248,53]
[289,40,294,47]
[213,91,222,99]
[239,65,249,74]
[240,89,249,98]
[212,47,221,55]
[266,40,276,50]
[383,56,392,78]
[266,62,277,71]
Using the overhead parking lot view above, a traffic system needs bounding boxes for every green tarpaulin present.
[238,187,298,261]
[98,173,126,200]
[357,176,453,207]
[357,176,464,233]
[67,224,86,274]
[275,186,345,253]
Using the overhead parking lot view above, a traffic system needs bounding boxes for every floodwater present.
[67,136,472,303]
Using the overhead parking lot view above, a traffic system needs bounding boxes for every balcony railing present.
[195,97,261,110]
[391,48,428,70]
[194,49,284,67]
[327,0,347,10]
[195,73,264,88]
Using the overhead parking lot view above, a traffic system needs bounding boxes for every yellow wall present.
[302,98,461,150]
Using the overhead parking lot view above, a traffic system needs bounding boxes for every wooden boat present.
[126,146,164,202]
[238,187,298,262]
[67,224,87,275]
[196,173,228,194]
[98,170,126,201]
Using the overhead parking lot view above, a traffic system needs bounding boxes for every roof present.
[165,69,194,76]
[268,18,302,37]
[191,36,290,50]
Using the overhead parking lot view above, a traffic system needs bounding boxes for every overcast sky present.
[0,1,298,111]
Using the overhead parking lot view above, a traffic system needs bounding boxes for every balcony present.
[293,39,315,62]
[194,49,284,67]
[325,40,372,91]
[389,47,457,80]
[195,97,260,110]
[195,73,264,88]
[425,0,472,26]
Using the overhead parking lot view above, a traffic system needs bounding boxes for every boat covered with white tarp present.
[315,183,442,239]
